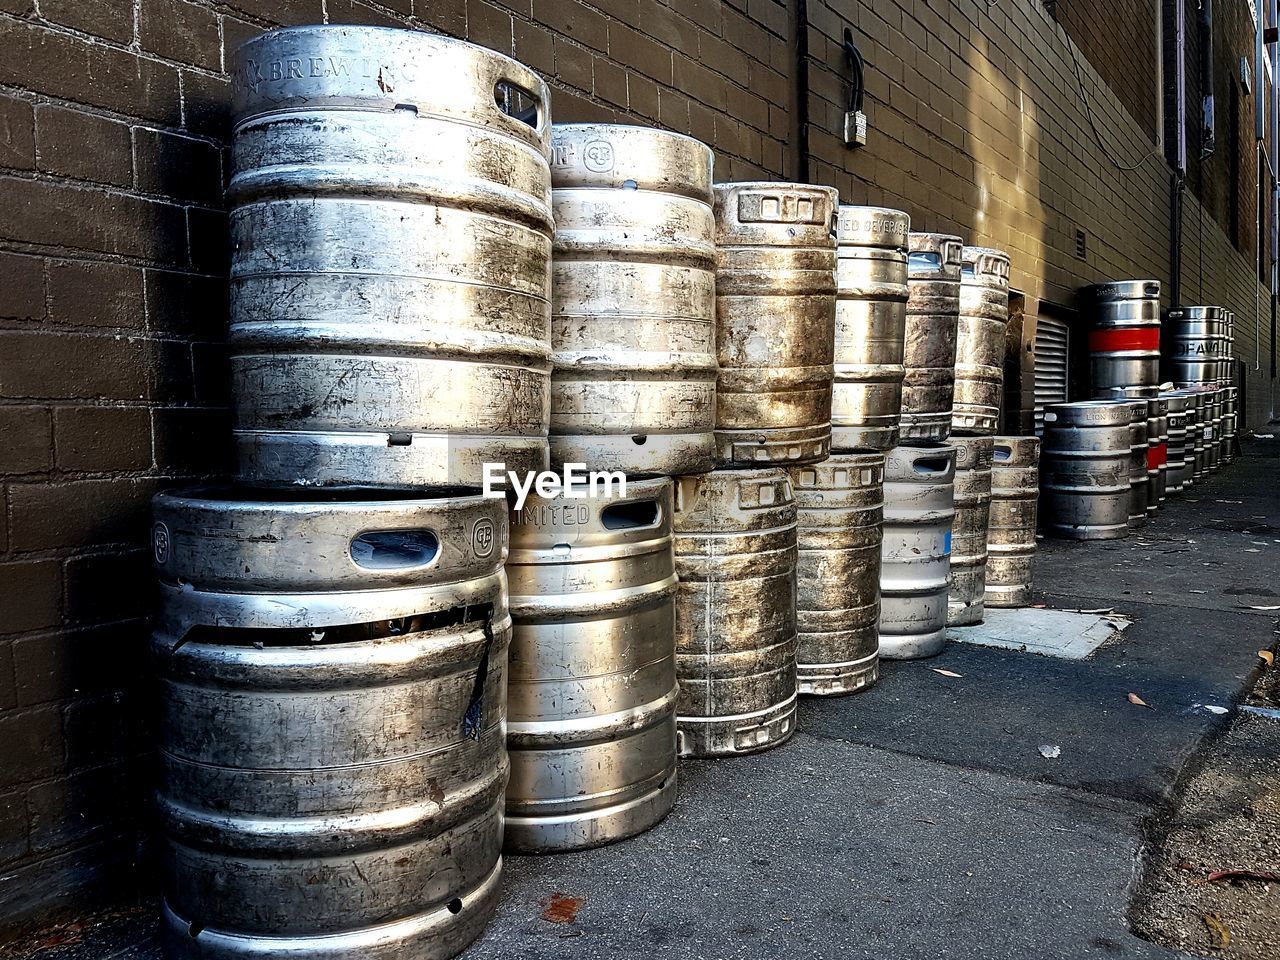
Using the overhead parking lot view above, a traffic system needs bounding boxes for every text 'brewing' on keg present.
[713,182,838,466]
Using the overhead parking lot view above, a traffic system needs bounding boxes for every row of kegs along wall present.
[1040,281,1239,540]
[148,25,1046,959]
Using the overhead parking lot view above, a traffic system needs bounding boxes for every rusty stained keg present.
[952,247,1010,435]
[1161,390,1192,494]
[549,125,717,474]
[901,233,963,442]
[713,182,839,466]
[1040,401,1131,540]
[984,436,1040,608]
[879,444,957,659]
[831,206,909,452]
[1167,306,1227,388]
[151,489,510,960]
[1088,280,1161,392]
[946,437,994,627]
[788,452,885,696]
[672,468,798,756]
[229,27,553,489]
[504,477,678,853]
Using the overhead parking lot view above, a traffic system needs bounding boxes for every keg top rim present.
[233,23,527,60]
[713,180,840,198]
[961,245,1010,261]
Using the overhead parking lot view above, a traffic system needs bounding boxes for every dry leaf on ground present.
[932,668,963,678]
[1128,692,1153,708]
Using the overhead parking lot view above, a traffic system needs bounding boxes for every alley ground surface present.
[4,438,1278,960]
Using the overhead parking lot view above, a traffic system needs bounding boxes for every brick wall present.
[0,0,1275,932]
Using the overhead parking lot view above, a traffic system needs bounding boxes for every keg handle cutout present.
[350,530,439,569]
[494,80,542,130]
[601,500,662,530]
[994,445,1013,462]
[909,251,942,271]
[911,456,951,476]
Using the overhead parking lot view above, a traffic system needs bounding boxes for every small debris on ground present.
[540,893,585,925]
[1038,744,1061,759]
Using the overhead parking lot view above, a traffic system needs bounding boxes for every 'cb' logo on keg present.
[583,139,614,173]
[152,522,171,565]
[472,518,495,559]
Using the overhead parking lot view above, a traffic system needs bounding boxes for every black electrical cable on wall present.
[844,28,864,114]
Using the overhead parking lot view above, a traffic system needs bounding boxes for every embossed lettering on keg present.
[505,478,678,852]
[549,125,717,474]
[953,247,1010,435]
[1040,401,1131,540]
[984,436,1040,608]
[788,452,885,696]
[672,469,798,755]
[1087,280,1161,391]
[880,444,957,659]
[947,437,994,627]
[229,27,553,489]
[901,234,963,442]
[713,183,839,466]
[832,206,909,451]
[151,488,510,960]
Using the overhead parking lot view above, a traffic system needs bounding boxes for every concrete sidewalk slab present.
[949,606,1130,658]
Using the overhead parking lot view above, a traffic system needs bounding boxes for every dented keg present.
[151,489,510,960]
[952,247,1010,435]
[549,125,717,474]
[713,183,838,466]
[672,468,798,755]
[1040,401,1131,540]
[1161,390,1192,494]
[984,436,1040,608]
[901,234,963,442]
[1088,280,1161,391]
[1167,306,1228,388]
[229,27,553,489]
[880,444,957,659]
[947,437,994,627]
[505,477,678,852]
[831,206,909,451]
[788,452,885,696]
